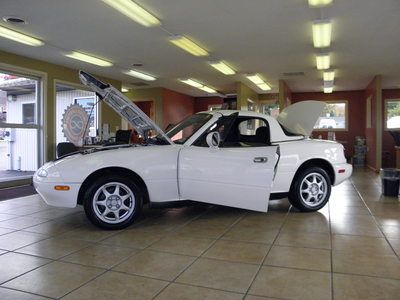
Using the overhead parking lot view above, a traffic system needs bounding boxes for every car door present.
[178,114,279,212]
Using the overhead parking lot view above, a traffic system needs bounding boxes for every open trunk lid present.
[79,71,172,144]
[277,100,326,136]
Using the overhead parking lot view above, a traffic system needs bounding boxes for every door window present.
[194,116,271,147]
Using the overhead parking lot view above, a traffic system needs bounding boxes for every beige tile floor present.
[0,168,399,299]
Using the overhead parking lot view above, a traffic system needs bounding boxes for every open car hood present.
[79,71,172,144]
[277,100,326,136]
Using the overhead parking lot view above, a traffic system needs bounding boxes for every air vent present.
[130,82,149,87]
[3,16,27,24]
[282,72,305,77]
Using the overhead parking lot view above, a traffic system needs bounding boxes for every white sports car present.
[33,71,352,229]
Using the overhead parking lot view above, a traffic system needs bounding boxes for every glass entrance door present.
[0,70,42,184]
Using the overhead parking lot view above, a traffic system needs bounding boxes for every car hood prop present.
[79,71,173,144]
[277,100,327,136]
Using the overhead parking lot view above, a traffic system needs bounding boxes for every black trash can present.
[380,168,400,197]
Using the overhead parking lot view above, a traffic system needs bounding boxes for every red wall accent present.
[291,91,365,158]
[382,89,400,167]
[162,89,195,130]
[364,78,379,170]
[194,97,224,113]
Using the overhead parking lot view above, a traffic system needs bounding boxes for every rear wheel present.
[83,175,142,229]
[288,167,331,212]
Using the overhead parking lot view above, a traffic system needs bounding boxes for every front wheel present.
[288,167,331,212]
[83,175,142,229]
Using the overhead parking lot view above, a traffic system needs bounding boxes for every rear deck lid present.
[79,71,172,144]
[277,100,326,136]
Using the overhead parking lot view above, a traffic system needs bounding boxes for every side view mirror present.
[206,131,221,148]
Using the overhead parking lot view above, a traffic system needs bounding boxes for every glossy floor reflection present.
[0,168,399,299]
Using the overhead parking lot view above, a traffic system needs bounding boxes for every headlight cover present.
[37,168,48,178]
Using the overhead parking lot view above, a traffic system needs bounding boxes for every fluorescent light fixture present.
[121,87,129,92]
[0,25,44,46]
[208,61,235,75]
[65,51,113,67]
[246,74,264,85]
[258,83,272,91]
[316,54,330,70]
[179,78,203,88]
[312,20,332,48]
[102,0,160,27]
[125,69,156,81]
[246,74,271,91]
[323,70,335,81]
[324,87,333,93]
[199,86,217,93]
[179,78,217,94]
[308,0,333,7]
[169,35,208,57]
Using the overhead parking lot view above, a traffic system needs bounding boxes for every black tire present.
[83,175,142,230]
[288,167,331,212]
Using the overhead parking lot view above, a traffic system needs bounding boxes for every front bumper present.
[33,178,80,208]
[333,163,353,185]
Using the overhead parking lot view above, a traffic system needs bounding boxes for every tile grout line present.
[57,205,215,299]
[150,209,249,299]
[0,285,56,299]
[328,192,334,300]
[243,205,292,298]
[350,177,400,261]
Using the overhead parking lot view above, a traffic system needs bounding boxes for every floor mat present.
[0,185,37,201]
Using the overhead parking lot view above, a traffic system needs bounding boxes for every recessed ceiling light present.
[169,35,209,57]
[323,70,335,81]
[208,61,236,75]
[121,87,129,92]
[65,51,113,67]
[3,16,27,25]
[246,74,272,91]
[316,54,330,70]
[246,74,264,85]
[102,0,160,27]
[125,69,156,81]
[308,0,333,8]
[312,20,332,48]
[258,83,272,91]
[179,78,203,88]
[179,78,217,94]
[0,25,43,46]
[199,86,217,93]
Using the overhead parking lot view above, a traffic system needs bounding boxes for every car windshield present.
[164,113,213,144]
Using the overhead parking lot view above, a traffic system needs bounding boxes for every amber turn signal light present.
[54,185,70,191]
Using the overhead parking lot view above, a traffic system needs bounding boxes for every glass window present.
[56,84,98,145]
[239,118,268,135]
[0,72,39,125]
[314,101,347,130]
[22,103,35,125]
[165,113,212,144]
[385,100,400,129]
[261,102,280,119]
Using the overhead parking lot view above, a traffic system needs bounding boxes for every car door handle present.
[254,157,268,163]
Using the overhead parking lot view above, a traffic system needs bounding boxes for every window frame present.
[384,98,400,131]
[313,100,348,132]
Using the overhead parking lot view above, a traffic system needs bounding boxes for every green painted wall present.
[0,50,122,161]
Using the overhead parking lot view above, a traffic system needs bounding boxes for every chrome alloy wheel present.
[92,182,135,224]
[299,172,328,207]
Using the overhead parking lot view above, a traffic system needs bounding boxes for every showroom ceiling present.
[0,0,399,96]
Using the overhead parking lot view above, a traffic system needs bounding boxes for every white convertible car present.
[34,71,352,229]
